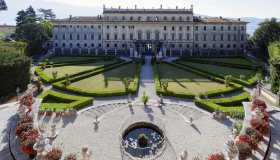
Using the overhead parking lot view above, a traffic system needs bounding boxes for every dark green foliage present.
[268,41,280,93]
[251,18,280,60]
[0,41,31,97]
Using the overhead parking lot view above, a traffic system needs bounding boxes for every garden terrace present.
[53,61,140,96]
[175,60,261,86]
[35,56,122,83]
[155,62,236,98]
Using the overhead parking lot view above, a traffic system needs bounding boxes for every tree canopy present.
[15,6,54,56]
[251,18,280,60]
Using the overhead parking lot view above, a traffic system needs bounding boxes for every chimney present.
[118,6,121,9]
[219,16,223,19]
[69,15,72,21]
[238,18,241,21]
[191,4,194,11]
[160,4,163,9]
[176,6,178,9]
[103,4,106,10]
[135,5,137,9]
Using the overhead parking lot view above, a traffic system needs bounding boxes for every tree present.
[38,8,56,20]
[251,18,280,60]
[268,42,280,93]
[15,6,54,56]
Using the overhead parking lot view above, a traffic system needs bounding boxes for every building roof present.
[103,8,193,14]
[194,16,248,24]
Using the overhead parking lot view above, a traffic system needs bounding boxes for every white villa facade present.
[51,5,247,56]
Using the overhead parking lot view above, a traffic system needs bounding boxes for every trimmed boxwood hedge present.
[52,61,141,97]
[205,92,251,106]
[194,99,245,119]
[163,62,243,98]
[38,90,93,111]
[35,60,123,83]
[175,61,261,87]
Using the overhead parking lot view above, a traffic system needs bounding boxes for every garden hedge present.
[52,61,141,97]
[204,92,251,106]
[175,61,261,87]
[194,99,244,119]
[0,41,31,97]
[35,60,123,83]
[39,90,93,111]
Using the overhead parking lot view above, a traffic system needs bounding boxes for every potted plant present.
[45,148,63,160]
[141,92,149,106]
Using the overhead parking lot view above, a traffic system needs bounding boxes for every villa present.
[51,5,247,56]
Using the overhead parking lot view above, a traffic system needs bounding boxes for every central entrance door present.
[144,43,153,56]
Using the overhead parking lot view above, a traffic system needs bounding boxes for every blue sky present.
[0,0,280,25]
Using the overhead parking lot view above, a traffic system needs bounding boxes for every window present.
[227,34,231,41]
[106,34,110,40]
[122,26,125,29]
[62,34,65,40]
[234,26,237,31]
[55,43,58,47]
[179,16,183,21]
[146,31,151,40]
[203,34,207,41]
[77,25,80,28]
[114,43,117,48]
[203,44,207,48]
[227,44,231,48]
[62,43,65,47]
[84,25,87,28]
[220,34,224,41]
[220,44,224,48]
[172,16,175,21]
[77,43,80,47]
[70,34,72,40]
[213,26,216,31]
[98,25,101,29]
[186,33,190,40]
[91,34,94,40]
[163,16,167,20]
[179,33,183,41]
[179,44,182,48]
[130,33,133,40]
[122,16,125,20]
[195,26,198,31]
[114,26,117,29]
[84,43,87,47]
[221,26,224,31]
[114,34,118,40]
[186,16,190,21]
[186,26,190,31]
[195,44,199,48]
[164,26,167,30]
[138,31,142,40]
[107,43,110,47]
[107,25,110,29]
[164,33,167,40]
[55,35,58,40]
[240,44,244,48]
[130,16,133,21]
[122,34,125,40]
[77,34,80,40]
[155,31,160,40]
[228,26,231,31]
[172,26,175,31]
[70,43,73,47]
[195,34,198,41]
[186,44,190,48]
[233,44,236,48]
[241,26,245,31]
[171,33,175,40]
[91,43,94,47]
[233,34,237,41]
[212,44,216,48]
[241,35,245,41]
[213,34,216,41]
[84,34,87,40]
[91,25,94,29]
[204,26,207,31]
[138,16,141,21]
[98,34,101,40]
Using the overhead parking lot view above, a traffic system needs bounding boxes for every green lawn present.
[158,63,231,95]
[70,63,138,93]
[46,56,99,64]
[185,57,257,66]
[177,61,257,80]
[42,60,118,79]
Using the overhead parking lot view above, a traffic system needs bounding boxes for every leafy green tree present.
[251,18,280,60]
[38,8,56,20]
[268,42,280,93]
[15,6,54,56]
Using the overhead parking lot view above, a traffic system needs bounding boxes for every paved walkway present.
[137,56,158,100]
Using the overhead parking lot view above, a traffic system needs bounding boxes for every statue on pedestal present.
[81,147,92,160]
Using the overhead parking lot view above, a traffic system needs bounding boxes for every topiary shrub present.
[137,134,149,148]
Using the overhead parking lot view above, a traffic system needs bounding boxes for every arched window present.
[77,43,80,47]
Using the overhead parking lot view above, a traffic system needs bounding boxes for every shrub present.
[45,148,63,160]
[268,41,280,93]
[0,41,31,97]
[224,75,232,87]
